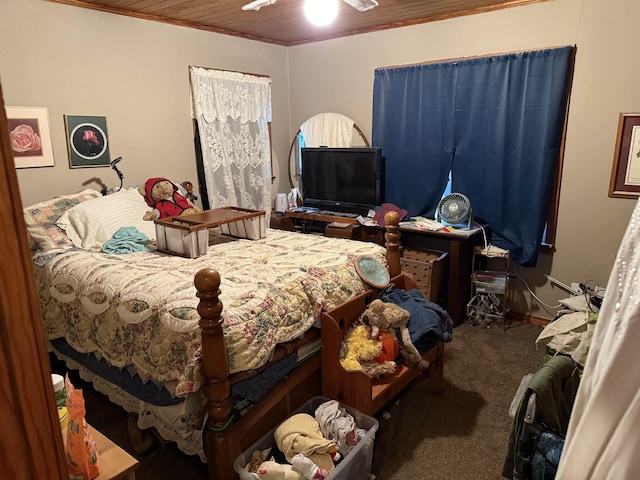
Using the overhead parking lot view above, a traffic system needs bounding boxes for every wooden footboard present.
[194,211,403,480]
[194,268,321,480]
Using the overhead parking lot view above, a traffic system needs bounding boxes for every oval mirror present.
[288,112,370,190]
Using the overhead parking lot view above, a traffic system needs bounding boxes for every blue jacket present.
[378,286,453,351]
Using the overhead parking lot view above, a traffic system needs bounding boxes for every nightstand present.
[269,212,296,231]
[325,222,361,239]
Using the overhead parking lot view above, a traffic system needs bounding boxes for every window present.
[372,46,575,266]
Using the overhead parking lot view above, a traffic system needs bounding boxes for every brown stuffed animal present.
[248,450,264,473]
[139,177,201,221]
[360,299,429,369]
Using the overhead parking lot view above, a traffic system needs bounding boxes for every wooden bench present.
[321,273,445,416]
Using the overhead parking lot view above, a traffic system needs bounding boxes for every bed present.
[24,185,408,480]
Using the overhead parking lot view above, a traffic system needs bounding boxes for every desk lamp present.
[110,156,124,192]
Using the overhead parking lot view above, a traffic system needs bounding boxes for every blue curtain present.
[372,47,574,266]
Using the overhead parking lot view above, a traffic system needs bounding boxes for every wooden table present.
[62,425,139,480]
[156,206,266,230]
[155,206,266,257]
[399,222,485,325]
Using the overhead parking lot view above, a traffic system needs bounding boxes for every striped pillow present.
[56,187,156,250]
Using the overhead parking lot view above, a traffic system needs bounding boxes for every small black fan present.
[436,193,473,229]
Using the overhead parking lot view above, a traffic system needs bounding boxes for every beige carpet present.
[372,321,544,480]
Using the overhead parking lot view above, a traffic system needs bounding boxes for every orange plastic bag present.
[65,375,100,480]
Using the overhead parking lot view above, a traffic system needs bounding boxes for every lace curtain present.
[189,66,272,216]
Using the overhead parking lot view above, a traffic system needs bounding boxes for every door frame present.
[0,82,68,478]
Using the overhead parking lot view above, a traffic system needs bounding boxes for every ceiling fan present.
[242,0,378,12]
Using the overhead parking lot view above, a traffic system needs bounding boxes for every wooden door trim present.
[0,83,67,478]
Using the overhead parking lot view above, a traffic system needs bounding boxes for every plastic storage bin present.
[218,213,266,240]
[155,224,209,258]
[472,270,508,294]
[233,396,379,480]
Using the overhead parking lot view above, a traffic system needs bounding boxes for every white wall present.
[2,0,637,318]
[287,0,639,317]
[0,0,291,207]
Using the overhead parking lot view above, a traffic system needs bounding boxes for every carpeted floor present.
[59,320,544,480]
[372,321,544,480]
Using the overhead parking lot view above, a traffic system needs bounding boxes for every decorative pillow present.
[56,187,157,250]
[23,189,102,252]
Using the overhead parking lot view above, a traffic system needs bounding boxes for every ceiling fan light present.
[304,0,339,27]
[241,0,277,11]
[342,0,378,12]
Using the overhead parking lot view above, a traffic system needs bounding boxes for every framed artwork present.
[64,114,111,168]
[609,113,640,198]
[5,106,55,168]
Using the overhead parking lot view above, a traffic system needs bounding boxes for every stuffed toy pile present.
[247,400,362,480]
[339,324,397,378]
[340,298,429,378]
[361,299,429,370]
[138,177,201,221]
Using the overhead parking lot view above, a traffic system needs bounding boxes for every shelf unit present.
[467,247,510,328]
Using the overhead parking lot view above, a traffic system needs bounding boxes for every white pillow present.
[56,187,157,250]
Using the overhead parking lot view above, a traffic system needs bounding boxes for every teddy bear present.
[138,177,201,221]
[253,459,300,480]
[360,299,430,369]
[251,455,329,480]
[339,324,397,378]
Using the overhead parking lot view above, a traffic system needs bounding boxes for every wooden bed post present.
[384,210,401,277]
[196,268,240,480]
[194,268,232,426]
[193,217,403,480]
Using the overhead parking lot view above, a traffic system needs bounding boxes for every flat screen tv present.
[301,147,384,215]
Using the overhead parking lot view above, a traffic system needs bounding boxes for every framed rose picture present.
[5,106,55,168]
[609,113,640,198]
[64,114,111,168]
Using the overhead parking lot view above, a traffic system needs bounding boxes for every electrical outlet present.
[571,282,581,294]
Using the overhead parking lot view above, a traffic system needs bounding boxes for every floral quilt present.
[36,229,386,397]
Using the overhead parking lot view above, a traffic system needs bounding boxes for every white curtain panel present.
[300,112,355,148]
[189,67,272,215]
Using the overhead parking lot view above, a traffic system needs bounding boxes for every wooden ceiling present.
[47,0,546,46]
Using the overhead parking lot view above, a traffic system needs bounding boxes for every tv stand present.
[278,210,364,240]
[284,210,358,225]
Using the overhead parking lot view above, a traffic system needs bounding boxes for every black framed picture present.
[64,114,111,168]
